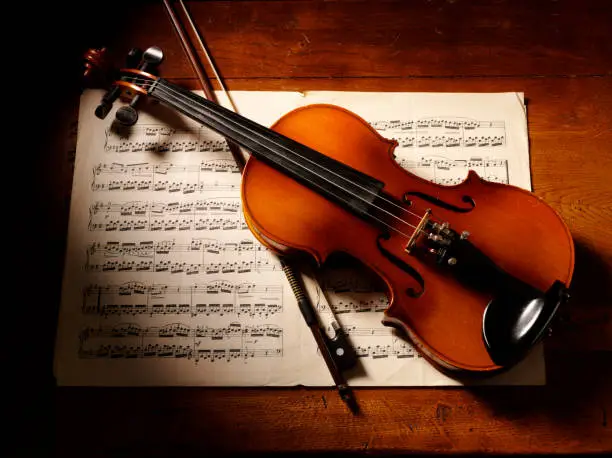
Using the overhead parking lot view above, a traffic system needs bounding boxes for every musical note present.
[353,342,418,359]
[370,117,505,131]
[324,325,419,359]
[78,322,283,363]
[396,156,509,185]
[91,160,241,193]
[84,237,279,274]
[88,198,245,232]
[82,280,283,318]
[315,292,388,314]
[87,238,264,255]
[104,125,239,154]
[371,117,507,156]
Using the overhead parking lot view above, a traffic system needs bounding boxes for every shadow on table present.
[464,237,611,428]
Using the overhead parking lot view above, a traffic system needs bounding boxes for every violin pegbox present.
[90,46,164,127]
[83,47,111,86]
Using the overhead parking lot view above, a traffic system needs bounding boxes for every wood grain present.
[16,0,612,456]
[113,0,612,79]
[55,351,611,455]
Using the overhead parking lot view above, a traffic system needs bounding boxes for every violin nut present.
[143,46,165,65]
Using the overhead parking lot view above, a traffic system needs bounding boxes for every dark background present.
[7,1,611,457]
[8,3,125,456]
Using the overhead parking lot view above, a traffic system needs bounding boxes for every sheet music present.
[54,90,545,386]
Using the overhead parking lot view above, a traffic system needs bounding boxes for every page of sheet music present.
[54,90,545,386]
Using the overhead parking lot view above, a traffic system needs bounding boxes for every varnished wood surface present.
[14,1,611,456]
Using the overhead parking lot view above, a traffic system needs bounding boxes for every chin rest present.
[482,280,570,367]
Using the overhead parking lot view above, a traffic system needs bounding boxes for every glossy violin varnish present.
[242,104,575,374]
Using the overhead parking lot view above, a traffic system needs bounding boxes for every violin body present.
[242,104,574,373]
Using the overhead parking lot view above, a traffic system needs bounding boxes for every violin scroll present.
[83,46,164,126]
[83,47,109,83]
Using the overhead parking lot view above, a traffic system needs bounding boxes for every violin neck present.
[149,78,388,223]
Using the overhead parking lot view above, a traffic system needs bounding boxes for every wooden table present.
[16,1,611,456]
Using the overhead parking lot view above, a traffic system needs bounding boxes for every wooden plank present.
[105,0,612,79]
[54,351,611,455]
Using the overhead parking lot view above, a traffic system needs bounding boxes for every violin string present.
[127,78,436,240]
[114,81,417,241]
[118,76,441,241]
[149,85,418,241]
[127,76,430,226]
[127,77,435,234]
[127,76,430,223]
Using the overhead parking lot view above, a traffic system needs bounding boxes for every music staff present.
[353,342,418,359]
[370,117,505,131]
[78,322,283,363]
[397,156,509,185]
[371,117,507,152]
[320,322,419,359]
[94,160,240,175]
[85,237,279,274]
[103,119,506,154]
[85,259,280,274]
[82,280,283,318]
[91,160,240,194]
[88,198,246,232]
[316,293,388,314]
[87,238,266,255]
[104,125,236,154]
[88,238,267,257]
[391,134,505,148]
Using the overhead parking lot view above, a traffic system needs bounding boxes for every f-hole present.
[376,234,425,298]
[404,192,475,213]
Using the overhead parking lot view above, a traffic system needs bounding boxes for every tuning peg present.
[94,73,122,120]
[115,105,138,126]
[141,46,164,71]
[83,46,121,119]
[88,45,164,125]
[114,47,164,126]
[126,48,143,68]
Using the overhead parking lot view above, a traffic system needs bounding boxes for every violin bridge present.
[405,209,431,253]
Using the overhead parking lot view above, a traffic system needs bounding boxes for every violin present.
[89,46,574,375]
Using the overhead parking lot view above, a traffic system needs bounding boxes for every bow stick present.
[162,0,245,171]
[161,0,359,413]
